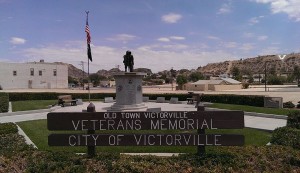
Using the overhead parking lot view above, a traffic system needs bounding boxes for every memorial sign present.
[47,111,244,147]
[47,111,244,131]
[49,134,244,146]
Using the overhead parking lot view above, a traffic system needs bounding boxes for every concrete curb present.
[8,102,12,113]
[16,124,37,149]
[205,107,288,120]
[0,106,59,117]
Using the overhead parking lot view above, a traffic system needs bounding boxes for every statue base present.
[110,72,147,111]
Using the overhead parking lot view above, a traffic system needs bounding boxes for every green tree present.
[188,72,204,82]
[98,75,107,81]
[248,75,254,83]
[293,65,300,86]
[286,74,294,83]
[68,76,78,85]
[176,75,188,89]
[231,67,242,81]
[269,66,276,76]
[267,75,285,85]
[89,74,101,87]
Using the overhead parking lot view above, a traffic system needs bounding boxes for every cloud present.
[257,35,268,41]
[106,34,137,43]
[243,32,255,38]
[157,37,170,42]
[10,37,26,45]
[20,41,238,73]
[255,0,300,21]
[248,16,264,25]
[242,32,268,41]
[239,43,254,51]
[217,3,232,14]
[169,36,185,40]
[259,46,280,55]
[161,13,182,23]
[207,35,221,40]
[224,42,238,48]
[157,36,185,42]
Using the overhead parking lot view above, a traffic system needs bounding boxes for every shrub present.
[8,92,266,107]
[283,101,295,108]
[8,92,116,101]
[0,123,18,135]
[0,92,9,113]
[0,123,33,156]
[297,101,300,108]
[201,94,265,107]
[267,75,285,85]
[287,111,300,129]
[271,127,300,149]
[242,83,249,89]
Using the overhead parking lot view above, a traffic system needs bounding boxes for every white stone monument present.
[110,72,147,110]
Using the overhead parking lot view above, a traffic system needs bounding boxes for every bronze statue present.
[123,50,134,72]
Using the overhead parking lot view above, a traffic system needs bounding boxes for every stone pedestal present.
[110,72,147,110]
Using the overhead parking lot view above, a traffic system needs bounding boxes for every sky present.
[1,0,300,73]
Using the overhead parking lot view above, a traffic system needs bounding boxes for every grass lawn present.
[17,119,271,153]
[12,99,103,112]
[208,103,299,115]
[12,100,57,112]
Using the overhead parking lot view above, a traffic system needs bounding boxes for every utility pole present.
[265,62,267,92]
[171,67,174,91]
[79,61,85,90]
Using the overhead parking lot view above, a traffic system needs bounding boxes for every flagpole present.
[86,11,91,103]
[88,51,90,102]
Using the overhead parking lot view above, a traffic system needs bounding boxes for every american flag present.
[85,23,91,44]
[85,20,92,62]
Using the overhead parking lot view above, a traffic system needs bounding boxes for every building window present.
[53,69,57,76]
[13,71,17,76]
[39,70,42,76]
[30,68,34,76]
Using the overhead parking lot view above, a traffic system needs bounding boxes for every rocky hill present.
[198,53,300,76]
[67,65,153,80]
[68,64,87,79]
[64,53,300,80]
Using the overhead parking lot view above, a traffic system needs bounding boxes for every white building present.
[183,78,242,91]
[0,61,68,89]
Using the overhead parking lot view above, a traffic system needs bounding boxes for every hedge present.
[201,94,265,107]
[143,93,265,107]
[283,101,295,108]
[0,122,300,172]
[7,92,266,107]
[287,111,300,129]
[0,92,9,113]
[8,92,116,101]
[271,127,300,149]
[0,123,18,135]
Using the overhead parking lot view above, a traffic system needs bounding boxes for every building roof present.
[192,80,223,85]
[192,80,210,85]
[191,78,241,85]
[220,78,241,84]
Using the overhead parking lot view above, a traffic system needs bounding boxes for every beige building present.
[0,61,68,89]
[183,78,242,91]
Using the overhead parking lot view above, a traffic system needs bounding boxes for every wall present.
[0,62,68,89]
[183,83,207,91]
[213,84,242,91]
[183,83,242,91]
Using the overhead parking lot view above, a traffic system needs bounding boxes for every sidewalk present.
[0,101,287,131]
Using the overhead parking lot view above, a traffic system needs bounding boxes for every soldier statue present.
[123,50,134,72]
